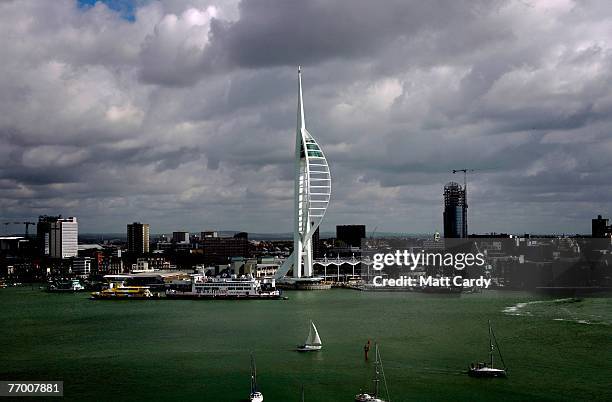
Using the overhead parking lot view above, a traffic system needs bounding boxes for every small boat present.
[296,320,322,352]
[47,279,85,292]
[355,343,390,402]
[249,354,263,402]
[468,320,507,378]
[90,283,160,300]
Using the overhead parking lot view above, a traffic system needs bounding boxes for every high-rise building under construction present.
[443,182,467,238]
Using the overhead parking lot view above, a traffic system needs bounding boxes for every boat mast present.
[488,320,494,368]
[490,321,507,370]
[373,344,380,397]
[250,354,257,393]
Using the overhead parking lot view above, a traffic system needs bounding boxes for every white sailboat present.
[468,320,507,378]
[249,354,264,402]
[355,343,390,402]
[297,320,322,352]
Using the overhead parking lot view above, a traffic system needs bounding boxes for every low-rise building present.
[72,257,91,277]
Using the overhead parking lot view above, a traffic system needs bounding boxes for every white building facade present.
[72,256,91,277]
[47,217,78,259]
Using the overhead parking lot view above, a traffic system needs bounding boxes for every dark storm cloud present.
[0,0,611,234]
[207,0,503,68]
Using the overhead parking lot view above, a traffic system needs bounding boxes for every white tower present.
[275,67,331,280]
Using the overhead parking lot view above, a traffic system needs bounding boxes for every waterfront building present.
[231,258,280,278]
[132,259,151,272]
[37,215,78,258]
[201,232,249,264]
[443,182,467,238]
[71,256,91,277]
[100,255,123,275]
[127,222,150,254]
[155,240,173,251]
[0,236,28,252]
[105,246,122,258]
[253,263,279,278]
[336,225,366,248]
[592,215,611,238]
[274,67,331,280]
[77,246,104,275]
[172,231,189,244]
[131,257,171,272]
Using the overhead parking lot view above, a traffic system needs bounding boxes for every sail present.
[305,322,314,345]
[309,321,322,346]
[311,322,322,345]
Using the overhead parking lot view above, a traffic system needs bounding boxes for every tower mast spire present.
[298,66,305,129]
[274,67,331,281]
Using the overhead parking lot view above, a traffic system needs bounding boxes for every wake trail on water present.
[502,297,611,325]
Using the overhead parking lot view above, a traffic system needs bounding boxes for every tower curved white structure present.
[274,67,331,280]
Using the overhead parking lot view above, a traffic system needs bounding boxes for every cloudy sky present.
[1,0,611,235]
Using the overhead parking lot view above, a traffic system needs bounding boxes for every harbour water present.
[1,287,610,401]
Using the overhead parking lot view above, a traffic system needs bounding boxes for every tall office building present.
[592,215,611,238]
[312,226,322,259]
[443,182,467,238]
[37,215,78,258]
[37,215,58,256]
[127,222,150,254]
[336,225,366,248]
[201,232,249,264]
[274,67,331,280]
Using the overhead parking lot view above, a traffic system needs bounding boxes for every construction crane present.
[1,221,36,238]
[452,169,475,193]
[16,221,36,239]
[452,169,475,238]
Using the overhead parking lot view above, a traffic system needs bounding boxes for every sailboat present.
[468,320,507,378]
[296,320,322,352]
[355,343,390,402]
[249,354,264,402]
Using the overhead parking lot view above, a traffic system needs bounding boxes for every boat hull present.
[47,288,85,293]
[90,294,161,300]
[250,392,263,402]
[296,345,322,352]
[468,368,507,378]
[165,292,283,300]
[355,394,385,402]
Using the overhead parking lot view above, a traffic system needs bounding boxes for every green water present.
[0,288,610,401]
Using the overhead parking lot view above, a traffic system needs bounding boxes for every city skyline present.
[1,0,612,234]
